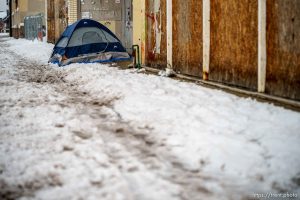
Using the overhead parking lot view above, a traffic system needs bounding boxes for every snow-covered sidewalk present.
[0,36,300,200]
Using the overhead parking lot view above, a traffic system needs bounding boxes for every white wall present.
[0,0,7,12]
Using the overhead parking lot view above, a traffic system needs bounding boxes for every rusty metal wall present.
[145,0,167,69]
[266,0,300,100]
[173,0,202,77]
[210,0,258,90]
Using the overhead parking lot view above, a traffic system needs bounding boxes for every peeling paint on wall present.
[154,0,161,54]
[145,0,167,69]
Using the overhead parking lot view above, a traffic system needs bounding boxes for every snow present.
[0,11,7,19]
[0,33,9,36]
[1,37,300,200]
[6,38,54,64]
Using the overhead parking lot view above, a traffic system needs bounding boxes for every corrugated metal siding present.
[173,0,202,77]
[210,0,258,90]
[68,0,77,25]
[266,0,300,100]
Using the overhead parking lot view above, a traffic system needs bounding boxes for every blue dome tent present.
[49,19,131,66]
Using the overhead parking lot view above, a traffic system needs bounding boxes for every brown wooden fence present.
[210,0,258,90]
[141,0,300,100]
[173,0,202,77]
[47,0,67,44]
[266,0,300,100]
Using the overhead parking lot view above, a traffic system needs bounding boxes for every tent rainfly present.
[49,19,131,66]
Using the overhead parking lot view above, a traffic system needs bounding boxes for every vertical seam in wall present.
[258,0,267,93]
[45,0,47,41]
[203,0,210,80]
[166,0,172,69]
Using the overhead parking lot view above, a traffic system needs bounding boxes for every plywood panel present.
[145,0,167,69]
[210,0,258,89]
[47,0,67,43]
[47,0,55,43]
[173,0,202,77]
[266,0,300,100]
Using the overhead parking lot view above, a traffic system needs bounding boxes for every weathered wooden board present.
[47,0,67,44]
[173,0,202,77]
[266,0,300,100]
[145,0,167,69]
[47,0,55,43]
[11,28,20,39]
[210,0,258,90]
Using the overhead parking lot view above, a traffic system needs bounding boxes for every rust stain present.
[145,12,155,20]
[203,71,209,81]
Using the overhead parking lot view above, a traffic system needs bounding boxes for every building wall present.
[132,0,146,64]
[67,0,78,25]
[79,0,133,51]
[11,0,25,38]
[11,0,46,38]
[80,0,123,41]
[27,0,46,22]
[0,0,6,12]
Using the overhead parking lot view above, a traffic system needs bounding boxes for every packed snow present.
[0,36,300,200]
